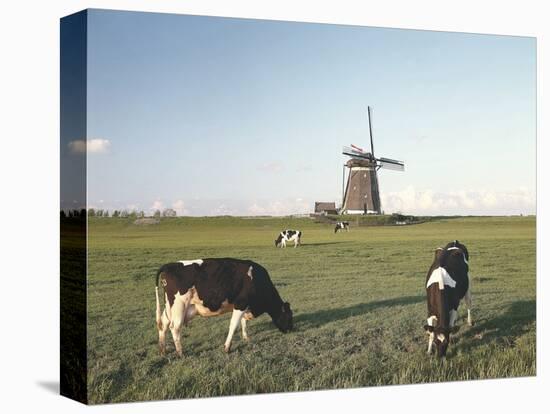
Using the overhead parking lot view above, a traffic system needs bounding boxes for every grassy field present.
[87,215,536,404]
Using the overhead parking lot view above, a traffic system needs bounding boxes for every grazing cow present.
[155,258,293,356]
[275,230,302,248]
[334,221,350,233]
[424,240,473,357]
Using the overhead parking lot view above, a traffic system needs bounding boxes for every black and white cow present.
[424,240,473,357]
[334,221,350,233]
[155,258,293,356]
[275,230,302,248]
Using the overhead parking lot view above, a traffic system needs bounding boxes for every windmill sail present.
[378,157,405,171]
[350,144,365,153]
[342,146,371,159]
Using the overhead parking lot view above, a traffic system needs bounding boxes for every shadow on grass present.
[458,299,536,352]
[293,295,425,329]
[299,241,350,247]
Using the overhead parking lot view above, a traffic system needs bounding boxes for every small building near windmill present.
[314,202,338,215]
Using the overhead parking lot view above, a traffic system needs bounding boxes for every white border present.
[0,1,547,413]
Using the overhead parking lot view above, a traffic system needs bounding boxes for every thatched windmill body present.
[341,107,404,214]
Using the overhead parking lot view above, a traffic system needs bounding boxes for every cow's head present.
[274,234,283,247]
[424,325,460,357]
[444,240,469,262]
[273,302,293,333]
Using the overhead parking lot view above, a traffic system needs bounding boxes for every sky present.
[79,9,536,216]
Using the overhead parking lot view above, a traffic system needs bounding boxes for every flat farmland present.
[87,216,536,404]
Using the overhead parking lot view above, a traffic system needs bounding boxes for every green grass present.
[86,215,536,404]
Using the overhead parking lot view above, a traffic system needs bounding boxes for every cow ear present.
[424,325,434,332]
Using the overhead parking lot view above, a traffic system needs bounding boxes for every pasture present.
[87,215,536,404]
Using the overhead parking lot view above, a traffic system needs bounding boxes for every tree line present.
[60,208,179,218]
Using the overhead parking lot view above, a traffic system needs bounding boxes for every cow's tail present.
[155,267,164,330]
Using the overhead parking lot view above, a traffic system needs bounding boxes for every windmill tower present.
[341,107,404,215]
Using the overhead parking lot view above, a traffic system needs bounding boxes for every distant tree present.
[391,213,407,223]
[112,210,120,218]
[88,208,96,217]
[104,210,110,218]
[128,210,137,219]
[60,210,66,219]
[137,210,145,218]
[80,208,86,217]
[162,208,177,217]
[153,210,161,219]
[120,210,129,218]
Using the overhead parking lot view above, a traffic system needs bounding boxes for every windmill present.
[340,106,404,215]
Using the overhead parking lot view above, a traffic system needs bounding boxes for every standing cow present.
[334,221,350,233]
[275,230,302,248]
[155,258,293,356]
[424,240,473,357]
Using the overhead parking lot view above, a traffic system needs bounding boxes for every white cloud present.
[68,138,111,154]
[151,200,164,213]
[247,198,311,216]
[257,161,283,173]
[381,186,535,216]
[209,203,235,216]
[172,200,189,216]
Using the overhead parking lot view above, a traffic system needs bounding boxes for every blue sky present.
[83,9,536,216]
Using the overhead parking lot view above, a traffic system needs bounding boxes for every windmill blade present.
[368,106,375,158]
[350,144,365,153]
[378,157,405,171]
[342,146,371,159]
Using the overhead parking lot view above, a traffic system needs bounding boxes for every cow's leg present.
[170,318,184,357]
[464,289,473,326]
[241,317,249,341]
[158,309,170,356]
[169,295,188,357]
[427,332,435,354]
[449,309,458,328]
[156,287,170,355]
[224,309,245,352]
[426,315,437,355]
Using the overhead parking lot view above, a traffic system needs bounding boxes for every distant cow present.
[424,240,473,357]
[334,221,350,233]
[155,258,293,356]
[275,230,302,248]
